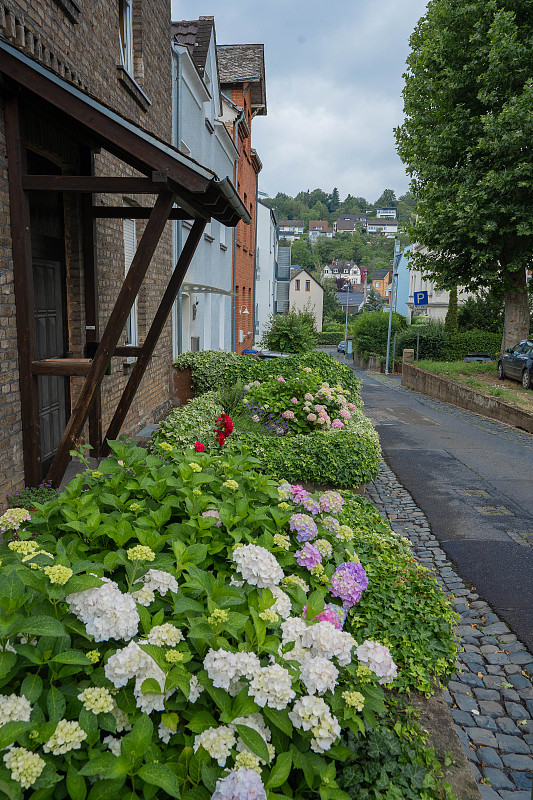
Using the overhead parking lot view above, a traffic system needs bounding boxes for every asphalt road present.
[335,354,533,651]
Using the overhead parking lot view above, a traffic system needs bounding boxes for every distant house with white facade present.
[407,243,476,322]
[171,17,239,354]
[290,268,324,331]
[309,220,334,241]
[254,200,278,344]
[323,261,361,284]
[375,207,397,219]
[278,220,304,241]
[334,214,368,233]
[365,219,398,237]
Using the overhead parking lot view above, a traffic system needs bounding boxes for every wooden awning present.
[0,37,249,487]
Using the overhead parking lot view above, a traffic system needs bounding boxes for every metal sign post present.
[385,238,401,374]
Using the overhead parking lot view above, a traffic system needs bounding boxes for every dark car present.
[462,353,494,363]
[498,339,533,389]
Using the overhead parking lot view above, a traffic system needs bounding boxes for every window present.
[376,281,381,288]
[305,280,310,291]
[123,213,138,346]
[119,0,133,74]
[295,279,300,291]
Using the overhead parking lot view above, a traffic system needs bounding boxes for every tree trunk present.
[502,268,529,352]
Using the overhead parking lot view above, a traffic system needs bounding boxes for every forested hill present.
[261,188,416,228]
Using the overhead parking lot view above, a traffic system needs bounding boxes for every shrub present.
[396,322,447,360]
[261,308,317,353]
[172,351,240,395]
[5,482,59,511]
[351,311,407,359]
[322,322,345,333]
[444,329,501,361]
[152,392,224,453]
[317,331,344,345]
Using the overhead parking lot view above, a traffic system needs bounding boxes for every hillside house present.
[308,220,334,241]
[278,220,304,241]
[290,268,324,331]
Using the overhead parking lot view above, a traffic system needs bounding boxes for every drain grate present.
[457,488,491,498]
[474,505,515,516]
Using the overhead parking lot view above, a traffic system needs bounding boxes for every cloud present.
[171,0,429,201]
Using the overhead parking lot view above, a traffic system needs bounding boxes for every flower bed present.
[159,352,380,488]
[0,441,458,799]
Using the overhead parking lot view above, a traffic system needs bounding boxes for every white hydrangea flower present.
[105,641,174,714]
[146,624,184,647]
[212,768,267,800]
[0,694,32,725]
[231,713,273,765]
[3,747,45,789]
[234,751,262,774]
[78,687,114,714]
[249,664,295,710]
[281,616,308,645]
[139,569,179,596]
[66,577,139,642]
[299,656,338,696]
[270,586,292,619]
[356,640,398,685]
[158,722,173,744]
[188,674,204,703]
[103,735,122,757]
[111,704,131,732]
[301,621,356,666]
[130,586,155,607]
[194,725,236,767]
[43,719,87,755]
[232,544,284,588]
[133,660,174,715]
[289,695,340,754]
[203,649,260,691]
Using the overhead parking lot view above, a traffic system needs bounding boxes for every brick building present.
[0,1,248,498]
[217,44,266,353]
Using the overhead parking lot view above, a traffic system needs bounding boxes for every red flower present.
[194,442,206,452]
[215,414,234,437]
[215,430,226,447]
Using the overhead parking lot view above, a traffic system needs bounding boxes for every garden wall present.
[402,363,533,434]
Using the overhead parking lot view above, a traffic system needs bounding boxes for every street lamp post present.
[385,238,401,375]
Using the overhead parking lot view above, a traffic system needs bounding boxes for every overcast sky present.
[171,0,429,204]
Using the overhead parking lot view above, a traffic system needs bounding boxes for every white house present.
[278,220,304,241]
[407,242,476,322]
[289,268,324,332]
[375,207,397,219]
[254,200,278,345]
[308,220,334,241]
[366,219,398,237]
[171,18,239,354]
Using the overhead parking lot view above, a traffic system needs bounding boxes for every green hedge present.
[173,350,363,406]
[322,322,345,333]
[396,323,447,360]
[317,331,344,345]
[445,329,501,361]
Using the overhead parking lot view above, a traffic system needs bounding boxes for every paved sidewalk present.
[367,460,533,800]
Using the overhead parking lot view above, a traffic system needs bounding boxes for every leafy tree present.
[261,308,317,353]
[319,278,339,319]
[290,238,313,270]
[457,291,505,333]
[364,288,385,312]
[444,286,458,336]
[374,189,397,208]
[351,310,406,357]
[395,0,533,350]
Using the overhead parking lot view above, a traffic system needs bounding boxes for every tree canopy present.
[395,0,533,348]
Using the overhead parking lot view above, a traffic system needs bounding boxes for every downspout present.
[171,43,184,354]
[231,107,244,352]
[253,169,259,345]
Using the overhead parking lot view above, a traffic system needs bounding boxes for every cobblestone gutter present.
[368,461,533,800]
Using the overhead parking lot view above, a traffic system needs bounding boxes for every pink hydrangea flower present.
[290,397,298,405]
[304,604,344,630]
[202,510,222,527]
[320,491,344,514]
[347,403,356,411]
[290,485,311,503]
[307,413,317,422]
[295,543,322,570]
[339,409,352,420]
[277,376,286,383]
[304,393,314,401]
[282,410,295,419]
[314,404,326,413]
[331,419,344,429]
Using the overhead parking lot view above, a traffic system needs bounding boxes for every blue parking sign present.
[414,290,428,306]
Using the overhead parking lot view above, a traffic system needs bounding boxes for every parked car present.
[462,353,494,363]
[257,350,291,359]
[497,339,533,389]
[337,341,347,353]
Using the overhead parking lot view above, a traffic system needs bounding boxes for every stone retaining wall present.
[402,362,533,434]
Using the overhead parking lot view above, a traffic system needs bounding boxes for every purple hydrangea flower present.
[301,497,321,515]
[322,516,340,533]
[290,484,311,504]
[295,543,322,570]
[330,572,363,608]
[289,513,318,542]
[319,491,344,514]
[334,561,368,591]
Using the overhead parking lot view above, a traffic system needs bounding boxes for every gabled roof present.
[372,270,390,279]
[309,220,328,230]
[278,220,304,228]
[217,44,267,116]
[171,17,215,77]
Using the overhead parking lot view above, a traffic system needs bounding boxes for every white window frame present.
[123,211,138,346]
[119,0,133,74]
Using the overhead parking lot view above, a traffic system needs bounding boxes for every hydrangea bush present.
[0,443,401,799]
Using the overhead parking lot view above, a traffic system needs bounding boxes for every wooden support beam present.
[91,206,193,220]
[113,346,143,358]
[46,189,176,487]
[22,176,164,193]
[31,359,92,376]
[5,94,42,485]
[101,218,206,453]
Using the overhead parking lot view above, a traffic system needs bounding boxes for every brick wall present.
[0,0,174,504]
